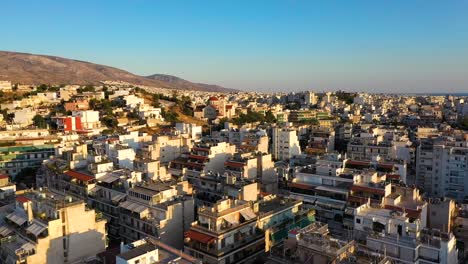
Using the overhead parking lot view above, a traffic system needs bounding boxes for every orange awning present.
[185,230,215,244]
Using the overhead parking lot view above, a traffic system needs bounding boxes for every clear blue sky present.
[2,1,468,93]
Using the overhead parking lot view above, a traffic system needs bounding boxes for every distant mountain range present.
[0,51,236,92]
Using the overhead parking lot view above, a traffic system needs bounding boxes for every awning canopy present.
[26,221,47,236]
[120,200,147,214]
[223,214,239,225]
[0,225,13,237]
[19,242,35,252]
[6,211,27,226]
[185,230,215,244]
[89,186,102,194]
[111,192,126,203]
[98,174,119,184]
[240,208,257,221]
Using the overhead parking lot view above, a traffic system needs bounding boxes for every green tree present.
[37,84,48,92]
[102,116,118,128]
[15,167,37,188]
[460,116,468,130]
[264,110,277,123]
[33,115,47,128]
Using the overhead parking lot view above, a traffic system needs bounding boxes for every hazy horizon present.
[1,1,468,93]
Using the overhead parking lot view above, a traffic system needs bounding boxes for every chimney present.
[27,201,33,223]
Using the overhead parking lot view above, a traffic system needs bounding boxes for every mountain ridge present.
[0,51,236,92]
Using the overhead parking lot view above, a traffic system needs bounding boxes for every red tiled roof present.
[208,97,219,101]
[16,196,30,203]
[64,170,94,182]
[0,174,9,179]
[185,230,215,244]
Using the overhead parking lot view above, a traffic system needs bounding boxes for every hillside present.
[146,74,235,92]
[0,51,235,92]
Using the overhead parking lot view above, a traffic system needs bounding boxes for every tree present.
[33,115,47,128]
[264,110,277,123]
[102,116,118,128]
[15,167,37,188]
[460,116,468,130]
[37,84,48,92]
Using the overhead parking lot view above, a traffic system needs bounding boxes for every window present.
[356,218,361,224]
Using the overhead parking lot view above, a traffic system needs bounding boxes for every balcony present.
[186,228,263,257]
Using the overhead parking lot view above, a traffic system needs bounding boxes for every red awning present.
[185,230,215,244]
[64,170,94,182]
[351,185,385,195]
[16,196,31,203]
[384,205,421,219]
[189,154,209,161]
[386,174,400,180]
[193,147,210,152]
[346,160,370,166]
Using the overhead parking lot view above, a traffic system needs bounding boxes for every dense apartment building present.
[184,199,264,264]
[271,127,301,161]
[0,144,55,178]
[416,138,468,200]
[119,181,194,249]
[116,238,202,264]
[170,141,236,178]
[0,189,106,264]
[353,200,457,264]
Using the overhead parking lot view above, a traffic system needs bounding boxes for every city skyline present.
[1,1,468,93]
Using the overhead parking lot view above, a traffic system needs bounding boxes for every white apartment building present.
[416,139,468,201]
[353,202,457,264]
[176,123,203,141]
[119,181,194,249]
[12,108,36,127]
[271,127,301,161]
[304,91,317,105]
[72,110,100,130]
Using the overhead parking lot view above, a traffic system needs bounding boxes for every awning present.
[0,225,13,237]
[315,185,349,195]
[111,192,126,203]
[6,211,27,226]
[26,221,47,236]
[98,174,119,183]
[19,242,35,252]
[223,214,239,225]
[240,208,257,220]
[120,200,147,214]
[185,230,215,244]
[89,186,102,194]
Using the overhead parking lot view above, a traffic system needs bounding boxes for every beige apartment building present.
[0,189,106,264]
